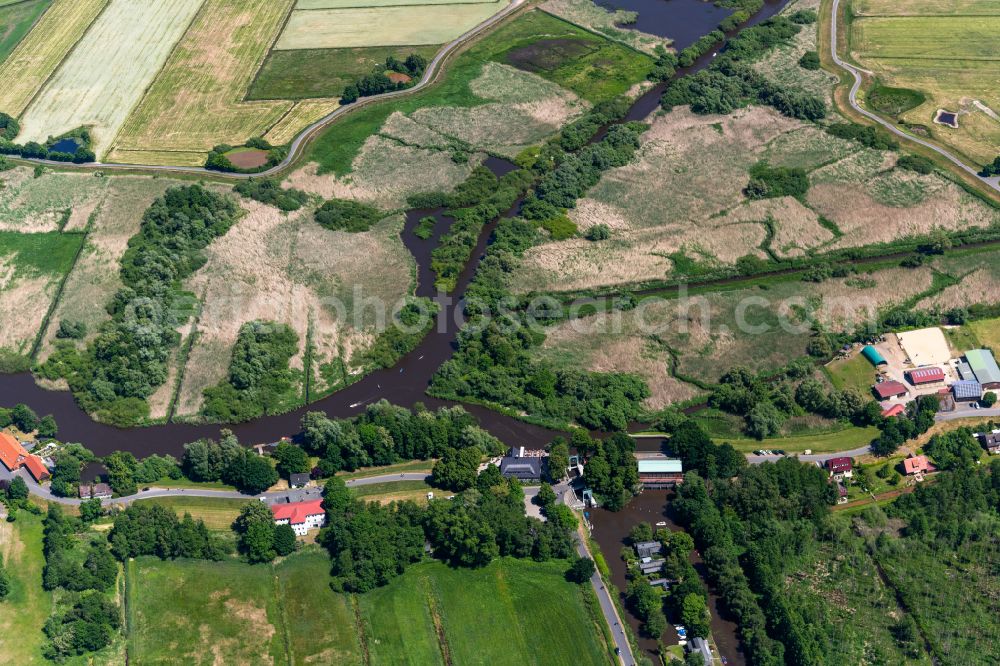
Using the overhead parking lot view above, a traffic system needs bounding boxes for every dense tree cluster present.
[869,394,938,456]
[56,319,87,340]
[321,471,575,592]
[202,320,299,422]
[708,365,874,439]
[39,186,240,425]
[341,53,428,104]
[39,506,120,660]
[429,166,533,292]
[581,432,639,511]
[182,431,279,494]
[661,18,826,122]
[825,122,899,151]
[656,416,746,480]
[745,161,809,199]
[108,503,225,560]
[0,122,96,163]
[234,178,309,211]
[922,428,983,471]
[979,155,1000,177]
[300,402,502,477]
[0,112,18,140]
[232,501,296,563]
[0,402,55,435]
[314,197,383,232]
[102,450,181,496]
[797,51,820,70]
[896,155,934,174]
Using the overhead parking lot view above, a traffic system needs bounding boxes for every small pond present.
[49,138,81,153]
[597,0,733,49]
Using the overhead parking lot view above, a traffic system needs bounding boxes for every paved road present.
[828,0,1000,193]
[11,0,527,180]
[746,446,873,465]
[3,467,430,506]
[574,516,634,665]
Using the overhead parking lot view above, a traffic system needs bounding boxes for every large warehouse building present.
[965,349,1000,389]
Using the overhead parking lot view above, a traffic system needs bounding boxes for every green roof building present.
[966,349,1000,387]
[862,345,887,366]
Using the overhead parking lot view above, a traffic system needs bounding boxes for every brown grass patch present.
[917,267,1000,311]
[0,256,57,353]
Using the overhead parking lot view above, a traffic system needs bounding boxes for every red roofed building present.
[826,457,853,480]
[873,381,908,400]
[0,431,49,482]
[881,404,905,418]
[903,455,935,476]
[270,499,325,536]
[906,367,945,386]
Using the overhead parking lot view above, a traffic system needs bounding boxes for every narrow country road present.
[828,0,1000,193]
[12,0,527,180]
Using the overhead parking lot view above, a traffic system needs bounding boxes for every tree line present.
[340,53,428,104]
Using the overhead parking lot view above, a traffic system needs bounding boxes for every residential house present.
[688,636,714,664]
[635,541,663,559]
[638,558,665,575]
[270,499,326,536]
[903,455,935,477]
[978,431,1000,455]
[881,404,905,418]
[289,472,310,489]
[826,457,853,481]
[79,483,112,500]
[499,456,542,481]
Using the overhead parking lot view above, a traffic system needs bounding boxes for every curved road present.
[828,0,1000,193]
[12,0,527,180]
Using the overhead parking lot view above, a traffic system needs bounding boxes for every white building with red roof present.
[270,498,325,536]
[0,431,50,482]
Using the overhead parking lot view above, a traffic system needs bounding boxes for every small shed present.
[289,473,311,489]
[861,345,887,367]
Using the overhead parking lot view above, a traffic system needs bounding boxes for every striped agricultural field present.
[275,0,510,49]
[108,0,294,163]
[18,0,205,158]
[296,0,498,6]
[0,0,107,117]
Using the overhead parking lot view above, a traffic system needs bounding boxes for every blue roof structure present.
[862,345,887,366]
[952,380,983,400]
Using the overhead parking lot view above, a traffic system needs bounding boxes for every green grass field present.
[824,353,879,395]
[0,515,53,663]
[715,425,879,453]
[306,9,651,174]
[0,0,50,63]
[850,0,1000,165]
[127,554,610,666]
[967,316,1000,351]
[132,496,251,531]
[249,45,441,100]
[0,230,84,278]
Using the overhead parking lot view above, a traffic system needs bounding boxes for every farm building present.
[873,380,907,400]
[270,498,325,536]
[903,455,935,476]
[964,349,1000,388]
[637,458,684,488]
[978,432,1000,455]
[861,345,887,366]
[826,457,853,480]
[952,380,983,401]
[0,432,50,482]
[897,328,951,366]
[906,367,945,386]
[881,404,905,418]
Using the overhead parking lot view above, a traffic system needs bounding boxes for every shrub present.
[798,51,820,70]
[586,223,611,241]
[826,122,899,151]
[896,155,934,174]
[234,178,309,211]
[0,112,18,140]
[746,161,809,199]
[979,156,1000,177]
[314,198,383,232]
[540,215,577,240]
[56,320,87,340]
[789,9,817,24]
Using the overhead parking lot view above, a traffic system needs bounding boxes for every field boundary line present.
[18,0,111,119]
[103,0,209,162]
[239,0,296,108]
[11,0,529,177]
[827,0,1000,195]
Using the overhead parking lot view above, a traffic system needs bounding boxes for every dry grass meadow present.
[0,167,110,233]
[0,255,56,353]
[0,0,107,116]
[36,177,175,362]
[108,0,295,164]
[172,201,413,418]
[510,104,1000,294]
[275,0,509,50]
[18,0,204,158]
[537,264,937,402]
[288,63,588,207]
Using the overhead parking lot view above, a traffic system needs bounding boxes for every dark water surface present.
[598,0,733,49]
[48,138,80,153]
